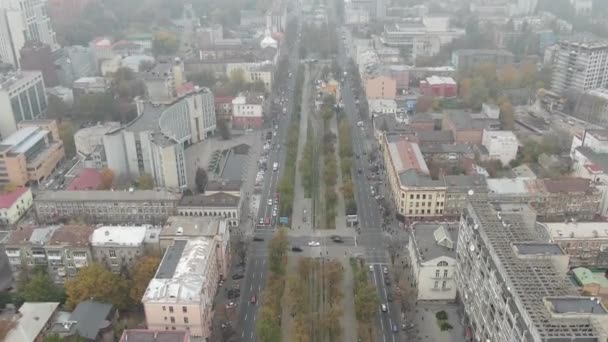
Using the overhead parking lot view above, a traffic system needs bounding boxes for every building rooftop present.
[50,300,113,340]
[424,76,456,85]
[143,238,214,303]
[35,190,182,202]
[386,137,428,175]
[178,192,240,208]
[443,175,487,189]
[444,110,500,131]
[162,216,226,237]
[465,200,605,339]
[411,223,458,261]
[487,177,533,195]
[49,225,95,247]
[205,179,243,192]
[120,330,189,342]
[453,49,513,57]
[541,222,608,239]
[513,242,564,256]
[559,33,608,49]
[0,70,41,91]
[545,296,607,315]
[399,169,444,187]
[542,178,593,193]
[90,226,150,246]
[1,126,49,154]
[415,130,454,144]
[5,302,60,342]
[572,267,608,288]
[0,187,29,209]
[66,168,102,191]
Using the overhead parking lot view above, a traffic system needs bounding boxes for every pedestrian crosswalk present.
[365,249,388,264]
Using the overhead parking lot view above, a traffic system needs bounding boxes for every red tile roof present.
[0,187,29,209]
[177,82,196,97]
[542,178,592,193]
[49,225,95,247]
[214,96,234,104]
[67,169,102,191]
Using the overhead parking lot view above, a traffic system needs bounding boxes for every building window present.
[434,281,439,289]
[169,306,174,313]
[422,194,426,199]
[437,261,448,266]
[183,306,187,313]
[442,281,447,289]
[435,270,440,277]
[109,250,116,258]
[184,317,189,324]
[444,270,448,277]
[170,317,175,323]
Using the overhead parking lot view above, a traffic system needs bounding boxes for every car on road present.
[268,199,273,206]
[384,277,391,286]
[382,266,388,274]
[369,265,374,272]
[387,293,393,302]
[259,218,264,225]
[253,236,264,241]
[307,241,321,247]
[250,294,257,304]
[231,273,244,280]
[265,217,270,225]
[225,301,237,309]
[391,323,399,333]
[272,210,277,217]
[381,304,388,312]
[291,246,303,252]
[330,235,343,243]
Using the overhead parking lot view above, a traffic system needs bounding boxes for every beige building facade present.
[365,75,396,100]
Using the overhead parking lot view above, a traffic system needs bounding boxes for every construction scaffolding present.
[465,199,605,340]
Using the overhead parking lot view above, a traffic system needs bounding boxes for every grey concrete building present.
[90,225,154,273]
[34,190,181,225]
[451,49,514,73]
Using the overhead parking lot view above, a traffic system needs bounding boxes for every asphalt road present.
[337,26,400,342]
[236,13,303,342]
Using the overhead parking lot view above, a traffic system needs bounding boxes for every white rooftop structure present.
[586,88,608,100]
[74,122,121,155]
[90,225,149,246]
[5,302,60,342]
[425,75,456,85]
[0,126,49,154]
[143,238,213,303]
[541,222,608,239]
[487,177,531,194]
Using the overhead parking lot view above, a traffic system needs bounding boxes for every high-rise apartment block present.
[0,71,47,139]
[0,0,58,68]
[457,200,608,341]
[551,35,608,95]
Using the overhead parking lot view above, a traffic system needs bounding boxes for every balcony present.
[5,249,20,257]
[47,254,62,261]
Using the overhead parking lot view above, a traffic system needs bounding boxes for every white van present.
[357,121,364,127]
[273,162,279,171]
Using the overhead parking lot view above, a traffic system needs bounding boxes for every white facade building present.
[103,88,216,189]
[570,0,593,16]
[408,223,458,301]
[481,130,518,165]
[0,0,58,68]
[551,36,608,95]
[226,62,274,92]
[570,129,608,217]
[142,58,186,104]
[0,71,47,139]
[369,99,397,115]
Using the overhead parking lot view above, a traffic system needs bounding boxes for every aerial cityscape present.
[0,0,607,341]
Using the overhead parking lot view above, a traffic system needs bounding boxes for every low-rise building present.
[214,96,234,124]
[120,330,190,342]
[572,267,608,297]
[442,110,500,145]
[34,190,181,225]
[90,225,152,273]
[574,88,608,127]
[74,122,120,168]
[72,77,111,99]
[369,99,397,115]
[231,93,265,130]
[3,224,94,283]
[451,49,514,73]
[142,58,186,104]
[143,238,221,339]
[226,62,274,92]
[0,187,32,225]
[419,76,457,98]
[540,222,608,268]
[481,130,519,165]
[408,223,458,301]
[365,75,396,100]
[177,192,241,227]
[0,120,65,187]
[4,302,60,342]
[49,300,116,341]
[443,175,487,217]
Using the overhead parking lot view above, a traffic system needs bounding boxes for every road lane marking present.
[245,313,248,321]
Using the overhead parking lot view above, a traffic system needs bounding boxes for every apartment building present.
[487,177,601,221]
[103,87,216,189]
[226,63,274,92]
[120,330,190,342]
[34,190,181,225]
[141,58,186,104]
[160,216,231,277]
[72,77,111,98]
[443,175,487,218]
[442,110,500,145]
[0,0,58,68]
[408,223,458,301]
[231,93,265,130]
[551,35,608,95]
[456,200,608,342]
[0,187,32,225]
[570,129,608,217]
[177,192,241,227]
[419,76,457,98]
[451,49,514,74]
[90,226,150,273]
[214,96,234,124]
[540,222,608,268]
[0,120,65,187]
[481,130,519,166]
[4,302,61,342]
[143,238,221,338]
[574,88,608,127]
[4,225,94,283]
[0,71,47,139]
[365,75,396,100]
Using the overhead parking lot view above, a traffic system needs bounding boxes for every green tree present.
[17,270,65,303]
[59,121,76,158]
[152,31,179,56]
[195,167,208,193]
[65,263,129,309]
[256,306,281,342]
[268,228,288,275]
[498,98,515,130]
[228,69,247,95]
[355,283,378,321]
[99,168,115,190]
[129,256,161,304]
[189,70,217,88]
[136,173,154,189]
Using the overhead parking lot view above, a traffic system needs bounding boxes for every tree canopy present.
[65,263,129,309]
[129,256,161,304]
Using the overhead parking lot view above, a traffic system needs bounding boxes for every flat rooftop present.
[143,238,214,303]
[541,222,608,239]
[513,243,564,256]
[410,223,458,261]
[545,297,607,315]
[1,126,48,154]
[91,226,149,246]
[35,190,182,202]
[386,137,428,174]
[162,216,224,237]
[120,330,189,342]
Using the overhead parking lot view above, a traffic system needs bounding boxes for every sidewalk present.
[330,113,351,237]
[339,255,358,342]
